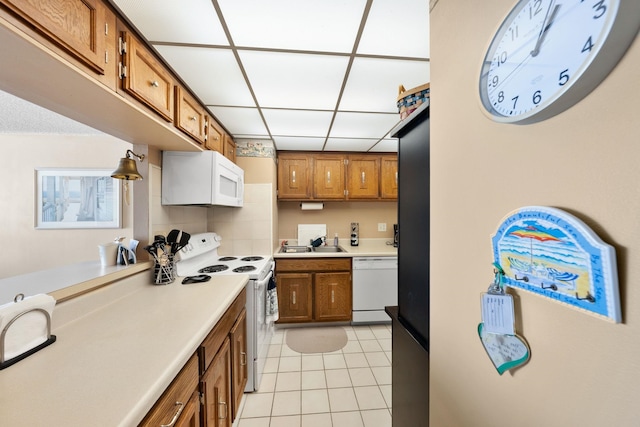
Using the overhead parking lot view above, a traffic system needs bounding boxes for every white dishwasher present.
[352,257,398,324]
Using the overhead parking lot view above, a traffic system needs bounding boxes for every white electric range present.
[175,232,274,393]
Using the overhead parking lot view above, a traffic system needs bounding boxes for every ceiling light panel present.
[330,112,400,139]
[239,51,349,110]
[324,138,380,152]
[207,106,269,136]
[368,138,398,152]
[357,0,430,58]
[218,0,367,52]
[262,109,334,137]
[272,136,326,151]
[112,0,228,45]
[340,57,430,113]
[154,45,254,107]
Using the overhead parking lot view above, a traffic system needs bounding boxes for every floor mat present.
[285,326,348,354]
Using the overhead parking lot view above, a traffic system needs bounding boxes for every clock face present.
[479,0,634,124]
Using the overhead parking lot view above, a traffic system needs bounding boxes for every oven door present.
[245,269,274,392]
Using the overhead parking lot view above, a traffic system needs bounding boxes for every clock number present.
[498,91,505,103]
[532,90,542,105]
[491,75,499,88]
[582,36,594,53]
[512,95,519,109]
[529,0,543,18]
[558,69,570,86]
[508,25,519,41]
[592,0,607,19]
[495,51,508,67]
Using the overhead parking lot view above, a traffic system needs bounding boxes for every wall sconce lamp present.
[111,150,145,180]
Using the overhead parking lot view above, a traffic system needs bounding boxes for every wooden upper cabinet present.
[278,153,312,199]
[224,136,236,163]
[347,155,379,199]
[313,154,345,199]
[175,86,207,145]
[120,30,174,122]
[205,116,225,153]
[380,155,398,199]
[0,0,107,74]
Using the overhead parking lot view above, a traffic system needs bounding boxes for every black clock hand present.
[531,2,561,57]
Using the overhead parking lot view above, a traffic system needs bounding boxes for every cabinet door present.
[277,154,311,199]
[314,154,345,199]
[205,117,225,154]
[315,272,352,322]
[223,136,236,163]
[229,308,247,421]
[1,0,107,74]
[121,31,174,122]
[175,86,207,144]
[380,155,398,199]
[202,338,232,427]
[276,273,313,322]
[347,156,379,199]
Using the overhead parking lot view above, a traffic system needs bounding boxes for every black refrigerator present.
[387,102,430,427]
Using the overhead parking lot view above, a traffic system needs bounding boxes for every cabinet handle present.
[292,170,296,183]
[218,400,228,419]
[150,80,159,87]
[331,290,335,304]
[189,116,197,121]
[241,351,247,366]
[361,171,366,185]
[395,171,398,185]
[292,291,296,305]
[327,170,331,184]
[160,401,184,427]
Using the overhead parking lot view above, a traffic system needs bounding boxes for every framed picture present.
[35,169,121,229]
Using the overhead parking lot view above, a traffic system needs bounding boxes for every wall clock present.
[479,0,640,124]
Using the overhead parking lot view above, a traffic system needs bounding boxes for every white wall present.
[430,1,640,426]
[0,134,134,278]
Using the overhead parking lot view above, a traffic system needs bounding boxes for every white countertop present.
[274,238,398,258]
[0,268,248,426]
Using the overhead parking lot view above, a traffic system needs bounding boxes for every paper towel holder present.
[0,294,57,370]
[300,202,324,210]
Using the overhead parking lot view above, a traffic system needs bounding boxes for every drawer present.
[139,353,198,427]
[276,258,351,273]
[199,288,246,374]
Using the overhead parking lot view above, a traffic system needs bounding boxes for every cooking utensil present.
[181,275,211,285]
[175,231,191,252]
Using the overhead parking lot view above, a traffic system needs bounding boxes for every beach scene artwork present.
[492,206,620,323]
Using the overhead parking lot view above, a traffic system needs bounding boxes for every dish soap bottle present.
[333,233,339,246]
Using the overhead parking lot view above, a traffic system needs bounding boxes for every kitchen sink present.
[312,246,346,253]
[279,246,312,253]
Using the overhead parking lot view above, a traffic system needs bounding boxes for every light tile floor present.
[235,324,392,427]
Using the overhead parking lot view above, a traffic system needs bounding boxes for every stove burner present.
[241,256,264,262]
[199,265,229,274]
[233,265,257,273]
[218,256,237,262]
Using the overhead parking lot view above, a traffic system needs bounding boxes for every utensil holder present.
[153,253,175,285]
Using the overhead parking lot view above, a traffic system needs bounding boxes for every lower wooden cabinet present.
[201,338,232,427]
[229,309,248,420]
[276,258,352,323]
[177,391,202,427]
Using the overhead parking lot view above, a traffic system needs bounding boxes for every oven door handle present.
[254,269,273,290]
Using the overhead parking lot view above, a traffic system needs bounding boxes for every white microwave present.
[161,151,244,207]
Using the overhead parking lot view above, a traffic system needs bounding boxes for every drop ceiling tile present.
[340,57,430,113]
[154,46,254,107]
[330,112,400,139]
[239,51,349,109]
[207,106,269,136]
[219,0,367,52]
[112,0,228,45]
[357,0,430,58]
[262,109,334,137]
[272,136,326,151]
[324,138,379,152]
[369,139,398,152]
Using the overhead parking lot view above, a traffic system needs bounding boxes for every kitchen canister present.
[350,222,359,246]
[98,242,119,267]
